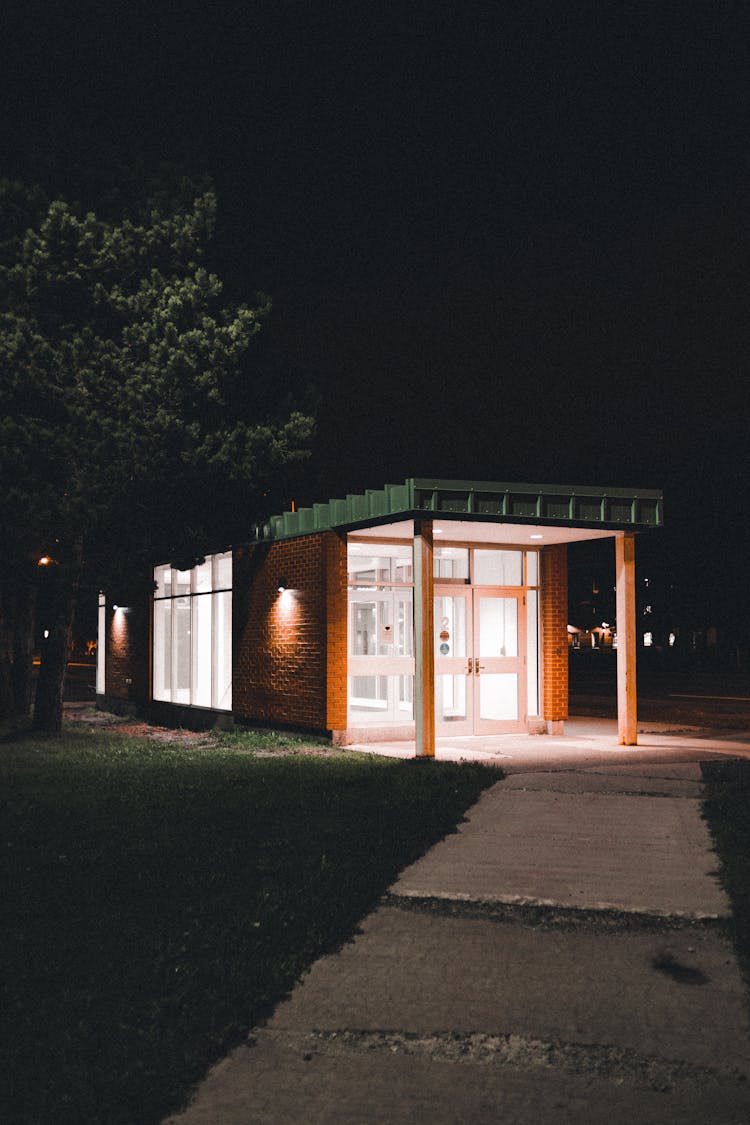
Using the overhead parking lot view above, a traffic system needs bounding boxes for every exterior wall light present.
[277,577,289,592]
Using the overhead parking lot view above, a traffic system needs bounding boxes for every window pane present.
[480,673,518,720]
[396,595,414,657]
[351,601,377,655]
[434,547,469,580]
[392,553,413,583]
[214,590,232,710]
[193,560,212,594]
[153,599,171,701]
[348,674,413,723]
[214,552,232,590]
[348,543,412,584]
[474,549,523,585]
[191,594,212,707]
[212,594,230,706]
[397,675,413,716]
[172,597,191,703]
[349,675,389,717]
[526,551,539,586]
[478,597,518,657]
[434,595,467,658]
[173,569,191,596]
[436,674,468,723]
[154,565,172,598]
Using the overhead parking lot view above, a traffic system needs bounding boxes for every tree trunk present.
[33,548,82,734]
[13,581,37,720]
[0,567,37,726]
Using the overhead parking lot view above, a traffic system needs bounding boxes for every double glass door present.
[435,587,527,734]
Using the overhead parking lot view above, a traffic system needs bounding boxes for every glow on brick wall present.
[272,582,301,630]
[111,604,129,656]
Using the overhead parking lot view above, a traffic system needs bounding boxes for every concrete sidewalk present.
[166,752,750,1124]
[346,716,750,769]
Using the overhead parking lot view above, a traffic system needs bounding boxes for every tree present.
[0,179,313,730]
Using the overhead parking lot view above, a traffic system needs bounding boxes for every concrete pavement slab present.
[266,907,750,1074]
[165,1031,750,1124]
[392,786,731,917]
[499,767,705,797]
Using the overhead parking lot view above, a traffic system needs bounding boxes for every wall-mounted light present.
[277,577,289,592]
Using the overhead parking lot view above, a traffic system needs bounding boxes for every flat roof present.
[252,478,663,542]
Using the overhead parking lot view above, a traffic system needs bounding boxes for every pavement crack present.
[291,1028,748,1093]
[383,892,730,935]
[502,786,699,797]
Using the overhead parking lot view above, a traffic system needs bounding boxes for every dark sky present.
[3,1,749,623]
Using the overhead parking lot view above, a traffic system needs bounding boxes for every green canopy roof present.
[253,478,663,541]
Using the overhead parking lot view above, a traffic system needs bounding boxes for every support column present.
[413,518,435,758]
[615,531,638,745]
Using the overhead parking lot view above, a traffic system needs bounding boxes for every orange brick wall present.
[540,544,568,722]
[233,532,347,732]
[105,603,150,703]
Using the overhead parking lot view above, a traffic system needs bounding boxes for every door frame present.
[434,585,528,735]
[472,588,527,735]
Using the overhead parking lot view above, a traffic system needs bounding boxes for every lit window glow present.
[152,552,232,710]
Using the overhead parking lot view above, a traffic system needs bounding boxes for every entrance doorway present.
[434,587,527,734]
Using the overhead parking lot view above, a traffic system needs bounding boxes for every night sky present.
[3,2,749,627]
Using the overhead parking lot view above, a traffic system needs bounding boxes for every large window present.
[348,542,414,725]
[153,552,232,710]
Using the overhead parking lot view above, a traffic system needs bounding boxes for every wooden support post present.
[413,518,435,758]
[615,531,638,745]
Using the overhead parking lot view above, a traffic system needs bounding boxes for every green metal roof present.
[252,478,663,541]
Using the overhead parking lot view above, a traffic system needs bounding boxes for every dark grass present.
[1,727,501,1125]
[700,759,750,996]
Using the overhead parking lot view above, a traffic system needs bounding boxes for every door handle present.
[467,658,474,675]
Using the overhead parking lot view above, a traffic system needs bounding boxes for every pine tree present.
[0,179,313,730]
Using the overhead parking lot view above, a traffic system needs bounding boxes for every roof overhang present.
[348,519,617,546]
[252,478,663,544]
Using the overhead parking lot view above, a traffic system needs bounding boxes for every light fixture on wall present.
[277,577,289,592]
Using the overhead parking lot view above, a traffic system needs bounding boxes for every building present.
[96,477,663,754]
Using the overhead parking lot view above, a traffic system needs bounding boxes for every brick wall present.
[233,532,347,732]
[104,602,150,703]
[540,544,568,722]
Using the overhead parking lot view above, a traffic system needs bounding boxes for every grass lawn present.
[701,759,750,991]
[1,725,501,1125]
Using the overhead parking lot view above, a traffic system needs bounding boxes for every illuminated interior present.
[347,534,541,733]
[152,552,232,710]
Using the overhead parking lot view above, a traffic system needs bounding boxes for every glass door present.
[473,592,527,734]
[434,588,473,735]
